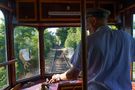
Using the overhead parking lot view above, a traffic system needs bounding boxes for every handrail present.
[0,59,16,67]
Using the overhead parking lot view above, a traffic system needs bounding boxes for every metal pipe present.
[80,0,87,90]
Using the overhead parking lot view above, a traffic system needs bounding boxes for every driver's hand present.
[48,74,61,83]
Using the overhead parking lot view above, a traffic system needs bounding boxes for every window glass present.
[0,10,8,89]
[132,14,135,80]
[14,26,39,80]
[133,14,135,38]
[44,27,81,74]
[0,66,8,89]
[108,25,118,30]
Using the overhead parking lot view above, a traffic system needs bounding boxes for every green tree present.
[0,16,7,88]
[56,27,69,46]
[44,29,56,56]
[0,67,7,89]
[64,27,81,49]
[14,26,39,79]
[0,18,6,63]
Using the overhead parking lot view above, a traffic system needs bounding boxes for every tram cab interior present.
[0,0,135,90]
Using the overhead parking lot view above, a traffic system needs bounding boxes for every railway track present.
[45,45,72,73]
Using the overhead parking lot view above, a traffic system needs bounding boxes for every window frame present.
[13,26,40,81]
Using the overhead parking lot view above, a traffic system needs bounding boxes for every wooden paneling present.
[15,0,118,24]
[39,2,80,22]
[40,0,80,3]
[16,0,37,21]
[10,83,21,90]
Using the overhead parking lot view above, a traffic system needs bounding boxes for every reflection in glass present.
[44,27,81,74]
[14,26,39,80]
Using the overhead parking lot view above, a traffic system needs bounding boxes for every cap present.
[86,8,111,19]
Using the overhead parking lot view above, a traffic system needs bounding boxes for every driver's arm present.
[49,66,80,83]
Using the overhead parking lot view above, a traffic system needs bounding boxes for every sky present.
[0,10,4,24]
[0,10,4,19]
[48,28,58,33]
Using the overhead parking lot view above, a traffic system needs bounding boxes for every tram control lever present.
[41,78,50,90]
[41,83,49,90]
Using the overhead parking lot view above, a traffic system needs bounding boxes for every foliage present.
[44,29,56,56]
[0,67,8,89]
[64,27,81,49]
[109,25,118,30]
[55,27,81,49]
[0,17,8,89]
[14,26,39,79]
[56,27,69,46]
[0,18,6,63]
